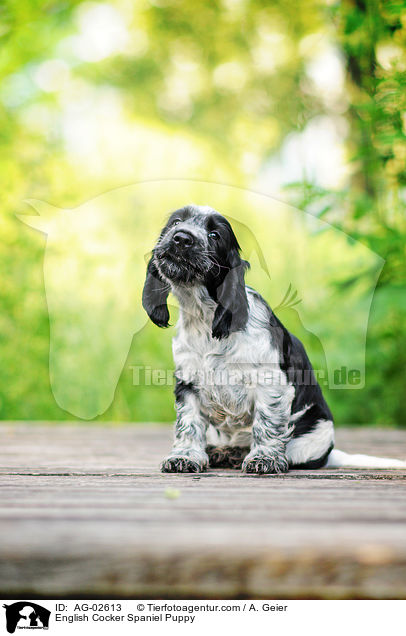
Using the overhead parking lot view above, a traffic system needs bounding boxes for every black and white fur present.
[143,205,406,474]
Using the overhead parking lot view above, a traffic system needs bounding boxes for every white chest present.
[172,322,281,432]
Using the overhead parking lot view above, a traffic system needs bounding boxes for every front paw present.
[161,452,208,473]
[242,452,289,474]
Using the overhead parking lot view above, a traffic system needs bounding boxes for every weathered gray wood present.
[0,423,405,599]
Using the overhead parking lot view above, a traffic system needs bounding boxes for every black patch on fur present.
[142,257,170,327]
[245,289,333,442]
[174,378,198,403]
[291,403,332,439]
[268,308,333,438]
[204,215,250,340]
[268,309,293,375]
[208,259,250,339]
[290,443,334,469]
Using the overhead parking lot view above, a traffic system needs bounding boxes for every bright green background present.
[1,0,405,426]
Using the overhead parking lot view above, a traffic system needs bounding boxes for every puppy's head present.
[142,205,250,339]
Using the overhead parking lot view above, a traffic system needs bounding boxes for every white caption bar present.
[1,599,404,635]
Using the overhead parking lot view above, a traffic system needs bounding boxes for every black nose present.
[172,230,195,248]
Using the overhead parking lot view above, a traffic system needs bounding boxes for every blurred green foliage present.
[288,0,406,425]
[0,0,405,425]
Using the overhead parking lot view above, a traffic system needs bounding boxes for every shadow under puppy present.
[143,204,406,474]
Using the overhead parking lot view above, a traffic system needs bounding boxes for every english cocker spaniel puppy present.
[143,205,406,474]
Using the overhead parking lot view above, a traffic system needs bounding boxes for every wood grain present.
[0,423,405,599]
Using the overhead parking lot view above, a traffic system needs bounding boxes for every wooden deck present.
[0,423,405,599]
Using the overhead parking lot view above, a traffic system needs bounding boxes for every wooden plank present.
[0,423,405,598]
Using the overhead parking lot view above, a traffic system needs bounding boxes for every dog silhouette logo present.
[17,181,384,416]
[3,602,50,634]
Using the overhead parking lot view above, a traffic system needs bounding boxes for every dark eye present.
[208,231,220,239]
[172,218,182,226]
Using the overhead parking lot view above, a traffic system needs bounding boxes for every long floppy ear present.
[211,251,250,340]
[142,256,170,327]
